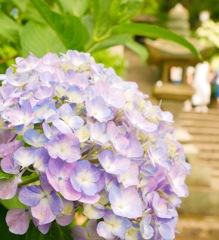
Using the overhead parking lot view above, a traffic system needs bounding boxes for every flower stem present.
[18,172,40,187]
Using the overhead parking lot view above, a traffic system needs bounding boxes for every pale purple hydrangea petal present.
[109,186,143,218]
[83,203,105,219]
[140,215,154,239]
[66,85,84,103]
[33,99,57,122]
[107,121,143,158]
[1,155,20,174]
[13,147,38,168]
[2,100,35,127]
[70,160,102,197]
[98,149,130,175]
[42,122,60,139]
[86,96,113,122]
[33,148,50,173]
[0,176,20,199]
[125,107,157,133]
[97,210,132,239]
[24,129,48,147]
[19,175,63,225]
[56,199,74,226]
[107,87,126,108]
[0,128,16,144]
[19,185,43,207]
[125,225,142,240]
[0,140,22,158]
[31,198,57,225]
[46,158,81,201]
[117,162,139,188]
[89,122,110,145]
[72,226,88,240]
[79,192,100,204]
[152,192,170,218]
[168,164,189,197]
[34,86,54,100]
[6,209,30,235]
[45,133,81,162]
[36,221,51,234]
[74,125,90,142]
[157,218,177,240]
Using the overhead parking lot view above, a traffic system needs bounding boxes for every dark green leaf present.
[26,221,73,240]
[0,12,20,43]
[0,204,25,240]
[0,168,14,180]
[31,0,89,51]
[125,39,148,62]
[20,22,66,57]
[112,23,201,59]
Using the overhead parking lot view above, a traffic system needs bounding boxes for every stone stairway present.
[179,108,219,193]
[175,108,219,240]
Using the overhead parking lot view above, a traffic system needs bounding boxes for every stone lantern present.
[145,3,211,101]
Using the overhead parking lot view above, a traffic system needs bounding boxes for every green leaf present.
[93,0,112,38]
[112,23,201,59]
[0,168,14,180]
[56,0,90,16]
[125,39,148,62]
[0,11,20,43]
[0,205,25,240]
[0,195,26,210]
[89,34,130,53]
[31,0,89,51]
[109,0,143,24]
[26,221,73,240]
[20,22,66,57]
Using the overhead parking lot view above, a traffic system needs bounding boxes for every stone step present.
[192,135,219,143]
[179,112,219,122]
[179,187,219,216]
[200,152,219,161]
[186,127,219,135]
[181,108,219,115]
[180,120,219,128]
[176,215,219,240]
[195,143,219,152]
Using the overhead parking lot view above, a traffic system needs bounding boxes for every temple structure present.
[145,3,212,101]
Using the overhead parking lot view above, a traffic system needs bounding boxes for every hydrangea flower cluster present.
[0,50,190,239]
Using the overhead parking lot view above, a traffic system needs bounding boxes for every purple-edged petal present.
[98,149,130,175]
[19,185,43,206]
[72,226,88,240]
[46,158,81,201]
[24,129,48,147]
[140,215,154,239]
[45,133,81,162]
[13,147,36,168]
[117,162,139,188]
[83,203,105,219]
[1,155,20,174]
[56,199,74,226]
[0,140,22,158]
[109,186,143,218]
[0,176,19,199]
[31,198,56,225]
[6,209,30,235]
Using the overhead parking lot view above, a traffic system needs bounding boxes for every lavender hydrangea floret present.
[0,50,190,239]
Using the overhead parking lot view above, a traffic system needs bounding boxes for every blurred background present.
[0,0,219,239]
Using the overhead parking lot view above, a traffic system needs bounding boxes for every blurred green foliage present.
[0,0,199,74]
